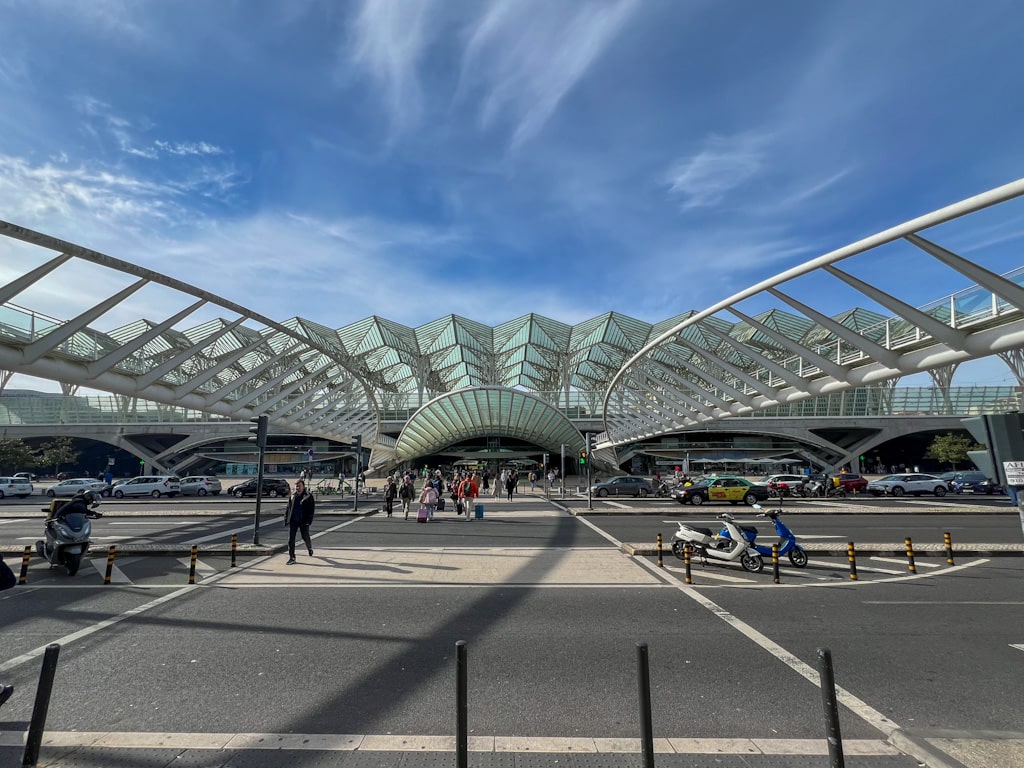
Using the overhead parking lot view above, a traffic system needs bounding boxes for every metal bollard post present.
[817,647,846,768]
[22,643,61,768]
[19,545,31,585]
[905,537,916,573]
[188,545,198,584]
[683,544,692,585]
[456,640,468,768]
[847,542,857,581]
[772,543,780,584]
[103,545,116,585]
[230,534,238,568]
[636,642,656,768]
[944,531,954,565]
[657,533,663,568]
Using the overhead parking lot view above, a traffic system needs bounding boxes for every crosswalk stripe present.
[806,559,903,575]
[176,557,217,575]
[88,557,132,584]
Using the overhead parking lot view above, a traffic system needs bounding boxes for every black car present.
[227,478,292,498]
[947,471,1002,494]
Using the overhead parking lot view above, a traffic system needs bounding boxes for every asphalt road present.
[1,500,1021,768]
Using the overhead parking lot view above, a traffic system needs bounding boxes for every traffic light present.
[579,450,587,466]
[248,414,269,449]
[586,432,595,456]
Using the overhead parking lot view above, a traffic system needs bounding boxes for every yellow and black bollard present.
[683,543,693,585]
[944,531,954,565]
[656,533,663,568]
[230,534,238,568]
[19,545,31,585]
[103,545,116,585]
[905,537,916,573]
[847,541,858,581]
[772,543,780,584]
[188,544,198,584]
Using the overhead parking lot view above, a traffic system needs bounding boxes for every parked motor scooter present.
[805,479,846,498]
[35,491,103,576]
[716,505,808,567]
[670,513,764,572]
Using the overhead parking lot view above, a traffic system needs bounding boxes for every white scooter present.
[670,513,764,573]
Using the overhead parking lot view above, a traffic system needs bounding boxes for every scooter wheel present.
[740,553,764,573]
[671,540,688,560]
[788,547,808,568]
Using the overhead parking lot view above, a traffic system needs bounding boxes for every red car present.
[837,473,869,492]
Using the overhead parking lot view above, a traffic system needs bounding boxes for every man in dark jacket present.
[285,479,315,564]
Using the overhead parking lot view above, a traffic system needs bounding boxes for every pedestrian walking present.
[528,471,536,492]
[383,476,397,517]
[285,479,315,565]
[505,471,516,501]
[399,476,416,520]
[460,475,478,519]
[419,481,439,521]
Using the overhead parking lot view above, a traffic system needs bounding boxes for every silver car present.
[0,476,33,498]
[46,478,110,498]
[590,476,653,497]
[867,473,948,497]
[179,476,222,496]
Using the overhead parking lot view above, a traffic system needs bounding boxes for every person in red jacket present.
[459,475,478,519]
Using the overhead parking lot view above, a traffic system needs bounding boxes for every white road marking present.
[600,500,631,508]
[870,556,939,568]
[88,557,131,584]
[0,520,18,525]
[806,558,904,575]
[0,731,897,755]
[109,521,193,526]
[665,565,754,583]
[187,516,284,544]
[1011,644,1024,653]
[866,602,1024,606]
[177,557,217,575]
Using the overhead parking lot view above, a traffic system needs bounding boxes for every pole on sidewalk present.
[230,534,238,567]
[103,545,116,585]
[683,544,693,585]
[817,647,846,768]
[455,640,468,768]
[943,531,954,565]
[636,642,656,768]
[847,542,858,581]
[22,643,61,768]
[772,543,780,584]
[19,545,31,585]
[904,537,916,573]
[656,533,663,568]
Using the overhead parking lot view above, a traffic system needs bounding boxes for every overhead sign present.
[307,449,315,459]
[1003,461,1024,486]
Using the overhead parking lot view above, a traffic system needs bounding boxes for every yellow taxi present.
[670,475,769,506]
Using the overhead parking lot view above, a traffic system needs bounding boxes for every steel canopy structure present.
[2,178,1024,468]
[392,387,585,463]
[604,178,1024,447]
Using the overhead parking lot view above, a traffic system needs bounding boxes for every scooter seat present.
[687,526,713,537]
[740,525,758,536]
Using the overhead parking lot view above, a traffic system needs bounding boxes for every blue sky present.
[2,0,1024,389]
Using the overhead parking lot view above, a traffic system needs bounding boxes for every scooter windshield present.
[61,512,89,532]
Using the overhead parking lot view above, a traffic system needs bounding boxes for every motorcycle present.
[717,506,808,567]
[654,481,674,498]
[805,479,846,498]
[35,495,103,576]
[670,513,764,573]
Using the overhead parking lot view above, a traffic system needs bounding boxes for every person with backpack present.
[399,476,416,520]
[383,476,397,517]
[419,481,439,521]
[459,475,478,519]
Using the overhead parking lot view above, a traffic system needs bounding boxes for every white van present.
[111,475,181,498]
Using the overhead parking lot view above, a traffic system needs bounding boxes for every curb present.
[622,542,1024,557]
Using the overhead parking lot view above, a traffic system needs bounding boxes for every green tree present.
[0,438,37,473]
[925,432,981,470]
[38,437,80,476]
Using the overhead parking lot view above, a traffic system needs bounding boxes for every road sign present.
[1003,461,1024,486]
[307,449,314,459]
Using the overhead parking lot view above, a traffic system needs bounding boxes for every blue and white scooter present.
[717,504,808,568]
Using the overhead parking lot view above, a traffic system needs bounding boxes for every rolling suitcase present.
[417,506,429,523]
[437,497,445,512]
[474,503,484,520]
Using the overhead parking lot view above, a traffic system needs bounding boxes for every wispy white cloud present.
[460,0,639,150]
[666,132,771,210]
[153,140,223,157]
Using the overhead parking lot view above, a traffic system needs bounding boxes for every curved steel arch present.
[603,178,1024,447]
[0,220,379,445]
[395,386,585,462]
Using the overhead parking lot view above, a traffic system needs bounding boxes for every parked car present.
[46,478,110,497]
[179,476,223,496]
[671,476,769,506]
[0,476,33,498]
[866,474,948,497]
[945,471,1002,494]
[590,476,652,497]
[111,475,181,498]
[14,472,37,482]
[756,474,806,487]
[227,478,291,498]
[836,473,869,492]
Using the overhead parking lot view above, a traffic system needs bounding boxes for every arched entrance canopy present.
[395,386,585,462]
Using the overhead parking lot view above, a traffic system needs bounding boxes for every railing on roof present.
[0,385,1017,427]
